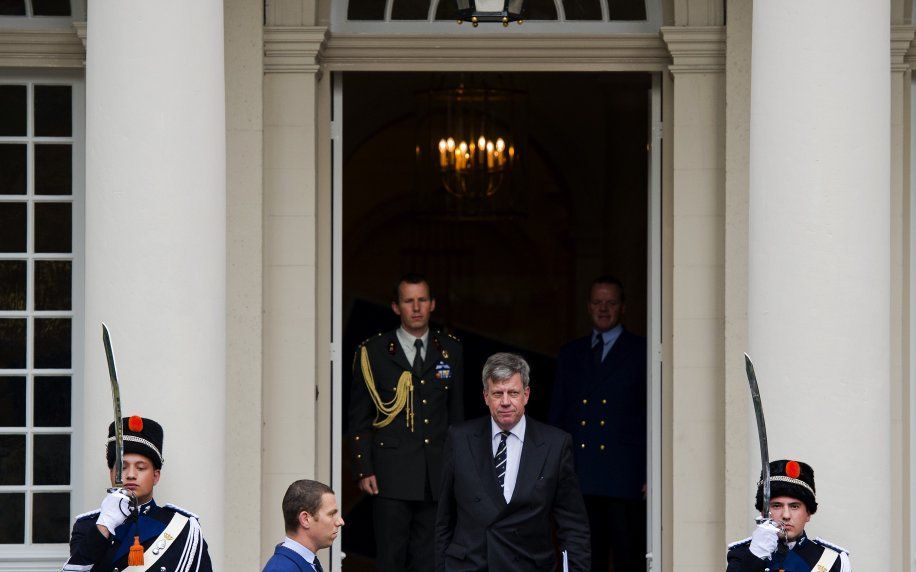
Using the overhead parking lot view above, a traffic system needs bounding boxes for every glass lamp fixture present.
[456,0,525,26]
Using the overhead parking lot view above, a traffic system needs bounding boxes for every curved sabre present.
[744,353,770,522]
[102,323,124,488]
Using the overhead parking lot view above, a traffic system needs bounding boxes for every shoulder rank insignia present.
[432,336,448,359]
[388,341,396,355]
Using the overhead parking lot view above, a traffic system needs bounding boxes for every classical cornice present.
[895,25,916,71]
[321,33,670,71]
[264,26,328,73]
[0,28,85,68]
[660,26,725,74]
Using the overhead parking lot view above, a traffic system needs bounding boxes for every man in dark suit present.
[349,273,464,571]
[435,352,590,571]
[262,479,344,572]
[549,276,647,572]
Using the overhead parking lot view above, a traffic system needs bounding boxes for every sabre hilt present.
[107,486,140,522]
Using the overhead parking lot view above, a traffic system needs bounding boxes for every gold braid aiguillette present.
[360,346,414,432]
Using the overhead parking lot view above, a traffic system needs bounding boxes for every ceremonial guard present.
[726,459,851,572]
[348,273,464,571]
[61,416,213,572]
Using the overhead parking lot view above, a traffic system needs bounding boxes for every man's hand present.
[96,490,132,537]
[749,521,780,560]
[358,475,379,495]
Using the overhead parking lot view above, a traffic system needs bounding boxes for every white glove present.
[749,521,780,559]
[96,490,132,535]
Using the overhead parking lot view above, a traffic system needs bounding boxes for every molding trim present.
[264,26,328,73]
[0,28,85,68]
[895,24,916,70]
[321,33,671,71]
[73,21,86,49]
[660,26,726,74]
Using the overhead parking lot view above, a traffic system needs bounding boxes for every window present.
[0,80,80,559]
[0,0,71,17]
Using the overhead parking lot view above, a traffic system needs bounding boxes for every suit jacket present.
[435,416,590,572]
[262,544,316,572]
[62,499,212,572]
[349,329,464,500]
[549,329,646,499]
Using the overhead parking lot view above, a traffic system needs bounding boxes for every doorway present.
[333,72,659,571]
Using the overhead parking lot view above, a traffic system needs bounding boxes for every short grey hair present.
[481,352,530,390]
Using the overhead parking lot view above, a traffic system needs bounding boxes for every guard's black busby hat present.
[755,459,817,514]
[106,416,164,469]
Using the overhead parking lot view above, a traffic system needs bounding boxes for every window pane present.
[0,434,25,485]
[34,376,70,427]
[608,0,645,20]
[0,144,27,195]
[0,493,25,543]
[35,144,71,196]
[0,202,27,253]
[33,434,69,485]
[0,376,26,427]
[525,0,558,19]
[563,0,601,19]
[392,0,429,19]
[0,318,26,369]
[35,202,72,253]
[434,0,458,19]
[33,492,70,543]
[32,0,71,16]
[0,85,26,136]
[34,85,72,137]
[348,0,385,20]
[0,260,26,311]
[34,318,71,369]
[35,260,71,311]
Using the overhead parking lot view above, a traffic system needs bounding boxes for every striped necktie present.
[494,430,510,491]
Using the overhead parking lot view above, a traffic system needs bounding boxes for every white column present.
[83,2,226,569]
[748,1,889,568]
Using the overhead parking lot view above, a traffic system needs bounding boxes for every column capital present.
[895,25,916,71]
[73,21,87,49]
[264,26,328,74]
[660,26,725,74]
[0,28,84,68]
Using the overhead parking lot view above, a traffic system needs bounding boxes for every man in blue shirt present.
[263,479,345,572]
[549,276,647,572]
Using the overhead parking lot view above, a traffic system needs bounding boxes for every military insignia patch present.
[434,361,452,380]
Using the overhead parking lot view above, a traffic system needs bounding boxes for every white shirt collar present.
[491,414,526,443]
[282,537,318,566]
[397,327,429,350]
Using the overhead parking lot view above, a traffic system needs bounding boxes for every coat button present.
[424,419,430,424]
[357,453,362,459]
[420,379,426,385]
[582,399,588,405]
[602,399,607,405]
[354,435,360,441]
[600,444,606,451]
[580,443,586,449]
[580,420,587,426]
[422,399,428,405]
[424,438,430,444]
[379,442,384,446]
[599,420,605,427]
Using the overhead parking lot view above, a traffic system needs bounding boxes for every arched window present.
[335,0,659,33]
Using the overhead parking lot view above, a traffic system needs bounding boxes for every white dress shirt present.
[281,537,319,571]
[491,415,526,503]
[396,327,429,364]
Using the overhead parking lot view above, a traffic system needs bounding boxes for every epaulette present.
[726,537,751,550]
[74,509,100,522]
[359,333,383,347]
[163,503,200,520]
[443,331,462,343]
[813,537,849,555]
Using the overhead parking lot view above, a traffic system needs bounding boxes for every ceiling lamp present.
[456,0,525,27]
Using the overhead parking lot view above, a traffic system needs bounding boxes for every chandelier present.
[427,85,519,201]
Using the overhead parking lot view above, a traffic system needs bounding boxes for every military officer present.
[61,416,213,572]
[349,273,464,572]
[726,459,851,571]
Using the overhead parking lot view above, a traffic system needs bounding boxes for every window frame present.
[0,71,84,572]
[331,0,661,34]
[0,0,84,29]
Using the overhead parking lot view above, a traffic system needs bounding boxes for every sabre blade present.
[744,353,770,522]
[102,323,124,488]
